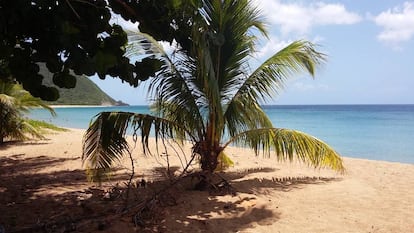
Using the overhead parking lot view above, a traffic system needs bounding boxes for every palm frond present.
[126,30,206,135]
[82,111,193,177]
[20,120,46,140]
[191,0,268,143]
[0,80,56,143]
[224,128,344,172]
[0,80,56,116]
[125,30,166,59]
[0,93,14,107]
[231,41,326,106]
[223,99,273,138]
[1,118,28,142]
[150,100,205,141]
[82,112,130,170]
[18,93,56,116]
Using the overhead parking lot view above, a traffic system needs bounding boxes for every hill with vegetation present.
[40,65,128,106]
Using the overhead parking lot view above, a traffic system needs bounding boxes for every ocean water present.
[28,105,414,164]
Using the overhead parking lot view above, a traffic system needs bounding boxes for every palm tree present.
[0,80,56,143]
[82,0,344,182]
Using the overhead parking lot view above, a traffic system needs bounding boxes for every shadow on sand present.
[0,153,341,233]
[143,167,340,233]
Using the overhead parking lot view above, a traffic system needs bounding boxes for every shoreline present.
[33,104,414,164]
[66,127,414,166]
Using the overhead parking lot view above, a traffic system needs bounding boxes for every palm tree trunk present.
[200,150,219,173]
[0,105,4,144]
[195,150,219,191]
[194,140,222,173]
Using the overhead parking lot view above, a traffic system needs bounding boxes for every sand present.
[1,129,413,232]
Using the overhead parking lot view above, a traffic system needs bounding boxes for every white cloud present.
[255,37,292,59]
[252,0,362,36]
[313,3,361,25]
[254,35,326,61]
[373,2,414,45]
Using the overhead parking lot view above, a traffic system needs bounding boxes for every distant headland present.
[39,64,129,106]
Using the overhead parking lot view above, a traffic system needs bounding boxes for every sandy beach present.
[1,129,413,232]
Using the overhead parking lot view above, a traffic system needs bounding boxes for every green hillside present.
[40,65,128,106]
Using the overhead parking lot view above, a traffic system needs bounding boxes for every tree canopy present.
[0,0,172,101]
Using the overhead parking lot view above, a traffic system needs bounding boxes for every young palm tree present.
[82,0,344,181]
[0,80,56,143]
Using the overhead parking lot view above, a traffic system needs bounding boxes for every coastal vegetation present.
[82,0,344,187]
[0,80,59,144]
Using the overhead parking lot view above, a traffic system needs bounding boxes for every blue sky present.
[93,0,414,105]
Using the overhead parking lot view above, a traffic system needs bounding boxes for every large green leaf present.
[224,128,344,172]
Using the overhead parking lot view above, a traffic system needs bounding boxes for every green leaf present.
[171,0,182,9]
[38,86,60,101]
[52,72,77,88]
[93,50,118,77]
[61,21,80,35]
[134,57,163,81]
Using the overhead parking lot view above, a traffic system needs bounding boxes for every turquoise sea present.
[28,105,414,164]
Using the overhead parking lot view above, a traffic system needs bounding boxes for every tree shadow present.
[123,166,341,233]
[220,168,341,195]
[148,190,278,233]
[0,140,51,149]
[1,154,78,174]
[0,154,341,233]
[0,155,132,233]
